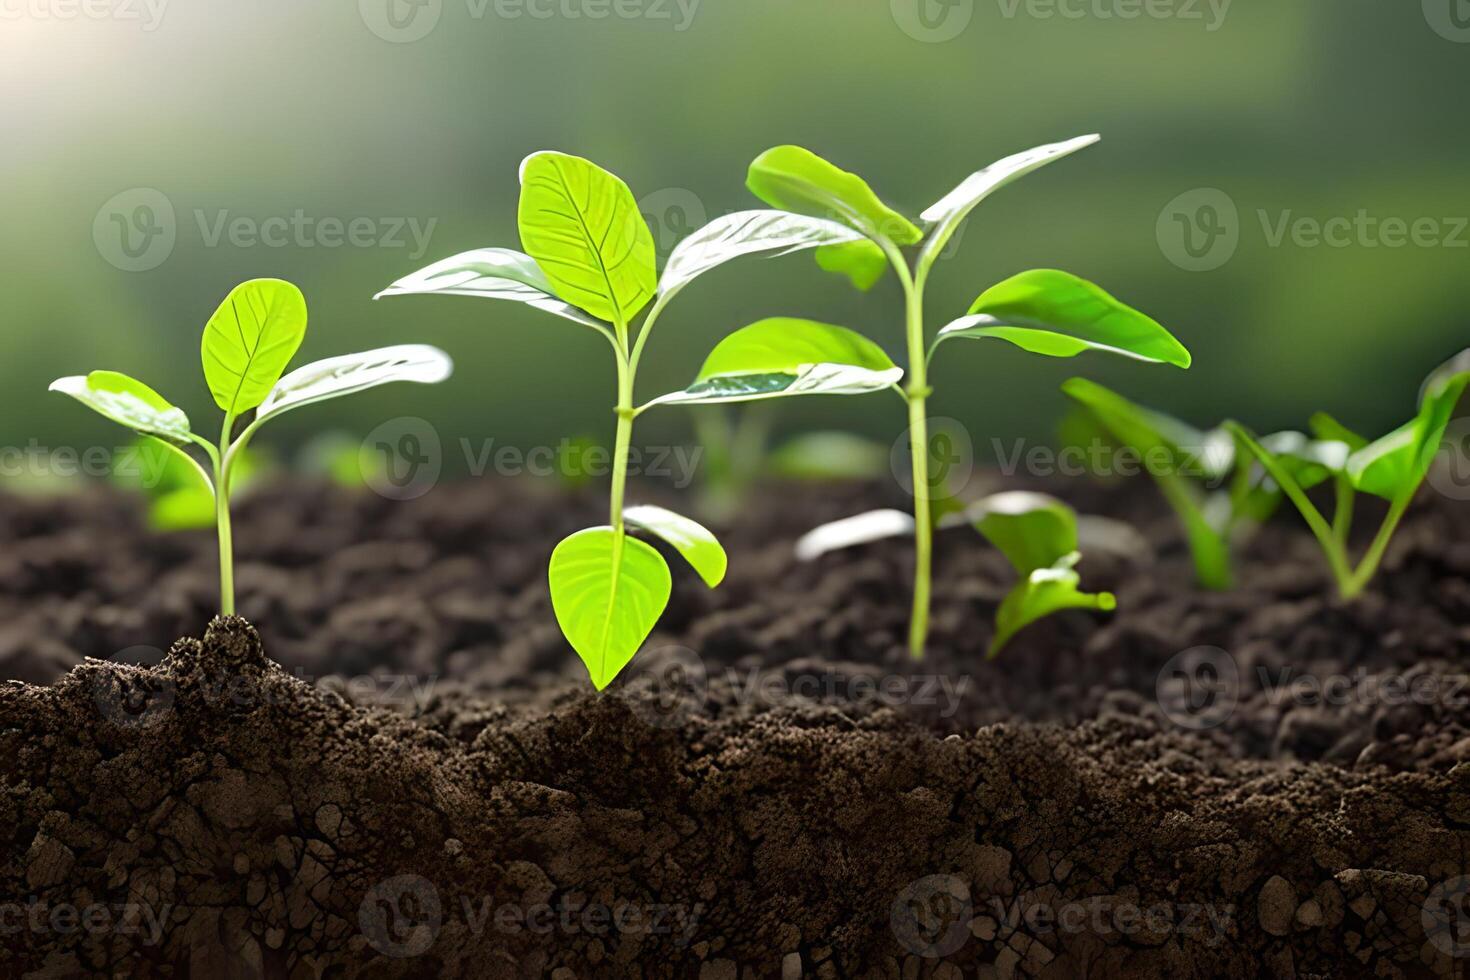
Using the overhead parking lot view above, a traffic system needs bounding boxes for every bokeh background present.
[4,0,1468,493]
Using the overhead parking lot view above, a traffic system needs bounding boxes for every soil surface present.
[2,475,1469,977]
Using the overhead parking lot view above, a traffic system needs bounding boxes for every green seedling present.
[1226,348,1470,599]
[115,436,268,531]
[379,152,899,689]
[794,490,1113,656]
[51,279,453,614]
[746,137,1191,655]
[1061,378,1344,590]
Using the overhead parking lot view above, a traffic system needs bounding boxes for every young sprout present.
[50,279,453,614]
[1061,377,1343,590]
[379,153,899,689]
[793,490,1113,656]
[746,137,1191,655]
[1226,348,1470,599]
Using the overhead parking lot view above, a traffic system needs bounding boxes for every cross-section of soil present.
[1,476,1468,976]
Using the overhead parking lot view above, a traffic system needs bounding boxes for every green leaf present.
[49,371,193,443]
[989,553,1116,658]
[794,509,915,562]
[548,527,672,690]
[747,145,922,246]
[938,270,1191,369]
[518,152,657,325]
[201,279,308,414]
[256,345,453,423]
[375,248,612,333]
[624,504,727,588]
[1348,348,1470,500]
[767,432,888,481]
[919,135,1099,271]
[969,491,1078,575]
[815,239,888,291]
[1309,412,1368,452]
[645,318,902,408]
[659,210,870,304]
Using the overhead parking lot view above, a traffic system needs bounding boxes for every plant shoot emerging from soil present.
[50,279,453,614]
[746,137,1191,656]
[380,153,898,688]
[1227,348,1470,599]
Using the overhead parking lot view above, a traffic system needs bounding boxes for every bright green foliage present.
[549,528,673,691]
[382,152,897,689]
[748,135,1189,656]
[1227,348,1470,599]
[970,492,1115,658]
[52,279,451,615]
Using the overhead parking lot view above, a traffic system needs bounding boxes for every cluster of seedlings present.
[52,140,1469,689]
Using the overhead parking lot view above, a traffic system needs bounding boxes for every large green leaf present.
[919,135,1099,271]
[518,152,657,325]
[969,491,1078,575]
[646,318,901,408]
[49,371,193,444]
[201,279,308,414]
[937,270,1191,369]
[624,504,727,588]
[548,527,672,690]
[659,210,869,305]
[747,146,922,246]
[989,553,1116,659]
[375,248,610,333]
[1348,348,1470,500]
[256,345,453,423]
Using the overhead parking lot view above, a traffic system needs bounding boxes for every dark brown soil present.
[2,475,1469,977]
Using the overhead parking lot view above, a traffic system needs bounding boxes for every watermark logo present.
[620,645,706,729]
[1156,645,1238,730]
[891,416,974,499]
[94,188,176,273]
[1424,0,1470,42]
[639,188,707,263]
[360,0,443,41]
[1424,876,1470,957]
[91,646,175,730]
[0,0,168,30]
[891,874,972,957]
[891,0,974,42]
[362,417,443,500]
[1428,418,1470,501]
[1157,188,1239,272]
[359,874,442,958]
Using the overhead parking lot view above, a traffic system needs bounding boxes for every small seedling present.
[380,153,899,688]
[793,490,1113,656]
[1061,377,1344,590]
[746,137,1191,655]
[1226,348,1470,598]
[51,278,453,614]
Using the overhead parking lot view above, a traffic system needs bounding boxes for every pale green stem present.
[1332,475,1355,548]
[216,412,238,615]
[1342,491,1412,599]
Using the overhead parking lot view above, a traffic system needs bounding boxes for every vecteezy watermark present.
[892,0,1229,42]
[891,875,972,958]
[1423,0,1470,43]
[1428,418,1470,501]
[362,417,444,501]
[724,666,972,718]
[639,188,708,263]
[1155,646,1239,731]
[359,0,701,43]
[1158,188,1469,272]
[358,875,702,957]
[0,440,171,486]
[1424,876,1470,958]
[93,188,437,273]
[0,897,171,946]
[891,416,975,500]
[618,645,707,729]
[991,435,1231,482]
[0,0,167,30]
[91,646,175,730]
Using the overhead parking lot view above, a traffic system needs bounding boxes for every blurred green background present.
[3,0,1468,488]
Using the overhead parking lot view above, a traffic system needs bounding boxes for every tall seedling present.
[380,153,901,688]
[746,137,1192,655]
